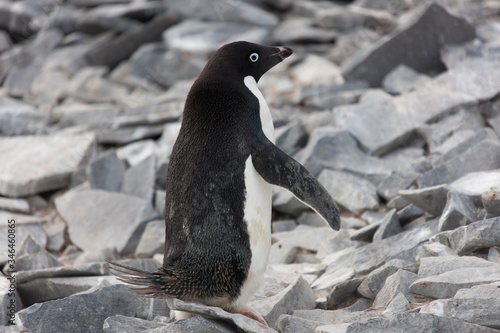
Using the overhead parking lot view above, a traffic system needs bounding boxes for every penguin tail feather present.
[106,260,176,298]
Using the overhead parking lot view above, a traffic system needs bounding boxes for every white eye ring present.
[249,53,259,62]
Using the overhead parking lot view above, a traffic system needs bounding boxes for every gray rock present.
[0,133,95,197]
[399,185,451,216]
[163,20,271,54]
[312,267,355,292]
[166,0,279,26]
[418,242,456,258]
[483,190,500,219]
[350,222,380,243]
[317,6,396,32]
[85,12,180,69]
[318,170,379,215]
[128,43,204,88]
[15,236,62,272]
[3,63,39,97]
[0,197,30,214]
[451,169,500,196]
[296,127,390,182]
[0,223,47,264]
[342,3,476,86]
[382,64,431,94]
[372,269,418,309]
[397,204,425,225]
[350,219,439,274]
[442,282,500,329]
[325,313,499,333]
[274,121,307,156]
[153,315,236,333]
[15,262,107,284]
[121,155,156,202]
[418,255,498,278]
[489,247,500,263]
[271,220,296,233]
[117,140,160,168]
[274,314,322,333]
[169,298,275,333]
[272,226,338,253]
[272,18,337,44]
[154,190,166,216]
[298,80,369,110]
[1,275,22,326]
[135,220,165,258]
[0,30,12,53]
[45,218,68,253]
[251,276,315,327]
[269,242,298,265]
[55,189,158,254]
[373,209,402,242]
[436,217,500,255]
[290,54,344,87]
[353,0,413,15]
[316,229,362,259]
[382,292,410,315]
[18,276,117,307]
[357,259,417,299]
[103,315,167,333]
[410,265,500,299]
[326,278,363,309]
[291,308,378,325]
[0,96,48,136]
[438,190,478,231]
[16,284,170,333]
[88,151,125,192]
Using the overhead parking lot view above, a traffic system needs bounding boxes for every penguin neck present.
[243,76,275,143]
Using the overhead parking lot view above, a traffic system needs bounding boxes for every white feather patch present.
[244,75,275,143]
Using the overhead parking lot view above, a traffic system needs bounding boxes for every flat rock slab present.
[410,265,500,299]
[55,189,158,254]
[271,226,338,253]
[16,284,170,333]
[318,313,499,333]
[0,133,95,197]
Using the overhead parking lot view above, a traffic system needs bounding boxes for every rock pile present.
[1,0,500,332]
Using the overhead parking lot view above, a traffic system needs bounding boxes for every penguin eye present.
[249,53,259,62]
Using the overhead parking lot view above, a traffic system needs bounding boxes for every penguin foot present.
[235,306,268,326]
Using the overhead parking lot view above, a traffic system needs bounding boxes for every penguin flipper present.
[250,137,341,230]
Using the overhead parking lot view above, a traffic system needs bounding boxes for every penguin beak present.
[274,46,293,61]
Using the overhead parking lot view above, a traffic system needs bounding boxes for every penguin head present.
[203,41,293,83]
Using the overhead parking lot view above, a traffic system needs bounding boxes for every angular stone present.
[442,282,500,329]
[438,217,500,255]
[316,229,361,259]
[269,241,298,265]
[45,218,67,253]
[372,269,418,309]
[318,170,379,215]
[483,190,500,219]
[397,204,425,225]
[170,298,274,333]
[55,189,158,254]
[103,315,167,333]
[16,284,170,333]
[317,6,396,32]
[330,313,499,333]
[0,223,47,264]
[251,276,315,327]
[351,220,439,274]
[452,169,500,195]
[410,265,500,299]
[418,242,456,258]
[382,64,431,94]
[154,190,166,216]
[291,308,377,325]
[275,314,322,333]
[373,209,402,242]
[274,121,307,156]
[271,219,296,233]
[312,267,355,292]
[135,220,165,258]
[88,151,125,192]
[326,277,363,309]
[163,20,271,54]
[18,276,117,307]
[297,127,390,181]
[3,63,39,97]
[298,80,369,110]
[0,96,47,136]
[383,292,410,316]
[0,197,30,214]
[357,259,417,299]
[0,133,95,197]
[350,222,380,243]
[419,139,500,188]
[121,155,156,202]
[15,262,107,285]
[438,190,478,231]
[271,226,338,253]
[489,247,500,263]
[342,4,476,86]
[418,256,499,278]
[399,185,451,216]
[0,30,12,53]
[15,236,62,272]
[86,12,180,69]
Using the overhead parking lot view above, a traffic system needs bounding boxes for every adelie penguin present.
[108,41,340,326]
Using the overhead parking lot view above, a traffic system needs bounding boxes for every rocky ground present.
[1,0,500,332]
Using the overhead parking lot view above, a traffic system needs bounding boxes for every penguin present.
[108,41,340,326]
